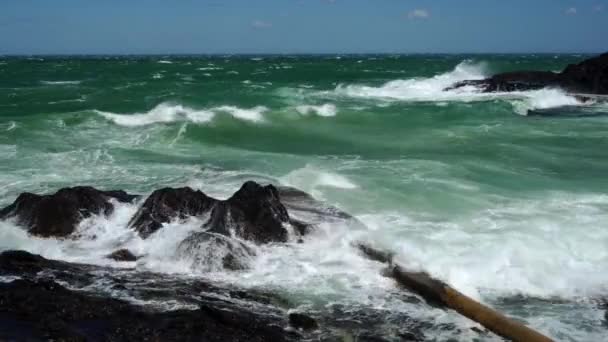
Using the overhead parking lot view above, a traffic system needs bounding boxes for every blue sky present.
[1,0,606,54]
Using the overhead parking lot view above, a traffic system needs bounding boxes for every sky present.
[0,0,606,54]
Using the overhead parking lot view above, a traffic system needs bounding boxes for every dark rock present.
[289,313,318,331]
[0,279,290,342]
[207,181,290,244]
[176,232,256,271]
[107,249,138,262]
[130,181,301,245]
[446,52,608,95]
[0,186,138,238]
[128,187,216,238]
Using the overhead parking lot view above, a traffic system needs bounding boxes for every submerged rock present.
[0,186,138,238]
[177,232,256,271]
[446,52,608,94]
[107,249,138,262]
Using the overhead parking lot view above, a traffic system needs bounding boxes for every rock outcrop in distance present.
[446,52,608,95]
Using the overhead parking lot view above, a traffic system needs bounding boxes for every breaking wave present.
[296,103,338,117]
[95,103,268,127]
[333,61,589,114]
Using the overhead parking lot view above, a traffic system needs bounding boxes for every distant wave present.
[296,103,337,117]
[41,80,82,86]
[95,103,268,127]
[334,61,488,101]
[332,61,588,113]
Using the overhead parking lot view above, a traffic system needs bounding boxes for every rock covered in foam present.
[107,249,138,262]
[446,52,608,94]
[0,186,138,238]
[177,232,256,271]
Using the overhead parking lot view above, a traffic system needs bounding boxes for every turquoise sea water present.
[1,54,608,340]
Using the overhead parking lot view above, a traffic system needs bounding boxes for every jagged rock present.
[288,313,318,331]
[0,186,138,238]
[446,52,608,94]
[177,232,256,271]
[107,249,138,262]
[130,181,300,244]
[128,187,216,238]
[206,181,291,244]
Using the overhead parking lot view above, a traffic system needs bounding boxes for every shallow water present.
[1,54,607,340]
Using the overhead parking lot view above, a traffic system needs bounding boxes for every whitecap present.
[295,103,337,117]
[41,80,81,86]
[95,103,215,127]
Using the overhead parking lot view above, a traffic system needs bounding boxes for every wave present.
[334,61,488,101]
[41,80,82,86]
[95,103,267,127]
[296,103,338,117]
[331,61,593,114]
[511,88,583,115]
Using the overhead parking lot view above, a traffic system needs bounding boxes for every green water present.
[1,54,608,340]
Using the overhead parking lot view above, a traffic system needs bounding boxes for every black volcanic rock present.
[0,186,138,238]
[128,187,216,238]
[446,52,608,94]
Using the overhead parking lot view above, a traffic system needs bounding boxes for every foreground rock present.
[0,250,293,342]
[0,187,138,238]
[446,52,608,95]
[0,250,446,341]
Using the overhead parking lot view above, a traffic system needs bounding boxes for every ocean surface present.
[1,54,608,341]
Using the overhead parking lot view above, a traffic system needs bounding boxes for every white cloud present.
[593,5,604,12]
[565,7,577,15]
[408,9,430,19]
[251,20,272,29]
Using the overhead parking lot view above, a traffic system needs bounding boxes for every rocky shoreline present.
[0,181,450,341]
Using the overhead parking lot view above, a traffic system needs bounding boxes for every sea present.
[1,54,608,341]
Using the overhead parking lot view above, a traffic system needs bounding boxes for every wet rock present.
[446,52,608,95]
[0,278,290,342]
[130,181,304,244]
[289,313,318,331]
[128,187,216,238]
[207,181,291,244]
[107,249,138,262]
[177,232,256,271]
[0,186,138,238]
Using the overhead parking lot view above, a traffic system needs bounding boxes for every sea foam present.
[95,103,268,127]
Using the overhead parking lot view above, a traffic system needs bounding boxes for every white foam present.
[334,60,488,102]
[157,60,173,64]
[295,103,338,117]
[280,165,358,200]
[511,88,582,115]
[95,103,215,127]
[41,80,81,85]
[359,193,608,301]
[214,105,267,123]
